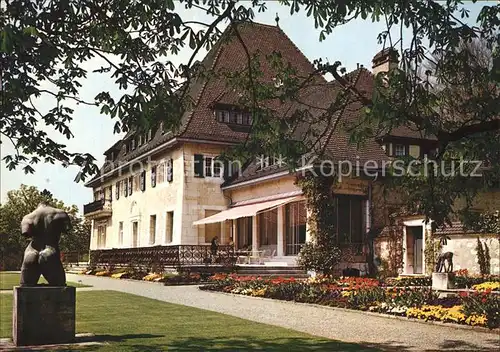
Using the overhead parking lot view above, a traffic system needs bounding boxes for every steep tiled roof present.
[87,21,320,186]
[224,68,392,187]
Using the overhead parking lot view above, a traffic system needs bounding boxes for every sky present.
[0,1,487,212]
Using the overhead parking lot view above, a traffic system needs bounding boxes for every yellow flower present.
[472,281,500,291]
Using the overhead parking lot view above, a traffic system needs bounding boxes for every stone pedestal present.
[432,272,454,290]
[12,286,76,346]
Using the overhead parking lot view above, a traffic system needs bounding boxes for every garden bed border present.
[199,287,500,334]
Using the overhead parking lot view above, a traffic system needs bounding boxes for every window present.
[216,109,252,125]
[204,157,212,177]
[131,139,136,150]
[215,110,230,123]
[140,170,146,192]
[204,156,223,178]
[204,210,221,243]
[394,144,406,156]
[156,161,164,183]
[151,166,157,187]
[94,190,102,201]
[147,129,152,141]
[229,111,238,124]
[118,222,123,246]
[335,195,365,254]
[194,154,222,178]
[97,225,106,249]
[166,158,173,182]
[132,221,139,247]
[258,208,278,247]
[237,217,253,250]
[115,182,120,200]
[149,215,156,245]
[138,135,143,146]
[133,174,140,191]
[285,201,307,255]
[124,179,129,197]
[166,211,174,243]
[243,113,252,125]
[128,177,133,195]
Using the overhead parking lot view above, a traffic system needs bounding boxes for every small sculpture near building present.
[435,251,454,273]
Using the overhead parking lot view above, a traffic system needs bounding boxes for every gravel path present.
[67,274,499,352]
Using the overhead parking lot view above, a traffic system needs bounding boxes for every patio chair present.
[249,251,265,265]
[267,249,276,260]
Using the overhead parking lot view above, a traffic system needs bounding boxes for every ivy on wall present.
[295,173,341,275]
[424,229,442,275]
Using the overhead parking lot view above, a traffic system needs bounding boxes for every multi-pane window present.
[115,182,120,200]
[149,215,156,245]
[285,201,307,255]
[215,109,252,125]
[204,157,223,178]
[394,144,406,156]
[118,222,123,246]
[128,177,133,195]
[258,208,278,247]
[335,195,365,254]
[151,166,157,187]
[166,211,174,243]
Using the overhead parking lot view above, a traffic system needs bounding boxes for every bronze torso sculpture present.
[20,203,71,286]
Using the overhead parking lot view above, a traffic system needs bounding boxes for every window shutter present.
[140,170,146,191]
[124,180,128,197]
[194,154,204,178]
[223,160,229,180]
[166,158,173,182]
[151,166,157,187]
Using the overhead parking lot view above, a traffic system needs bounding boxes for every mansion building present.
[84,22,499,275]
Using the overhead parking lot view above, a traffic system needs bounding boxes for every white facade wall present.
[89,142,230,250]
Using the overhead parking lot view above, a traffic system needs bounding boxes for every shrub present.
[476,238,488,275]
[297,242,341,275]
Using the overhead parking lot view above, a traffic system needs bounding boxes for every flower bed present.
[85,268,213,285]
[452,269,500,289]
[200,274,499,329]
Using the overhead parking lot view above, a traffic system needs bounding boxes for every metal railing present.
[89,244,236,269]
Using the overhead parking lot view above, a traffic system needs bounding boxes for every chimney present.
[372,48,399,76]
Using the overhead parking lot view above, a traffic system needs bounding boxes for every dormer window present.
[215,110,230,123]
[131,139,136,150]
[394,144,406,156]
[215,109,252,126]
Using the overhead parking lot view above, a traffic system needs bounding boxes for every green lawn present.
[0,272,91,290]
[0,290,379,351]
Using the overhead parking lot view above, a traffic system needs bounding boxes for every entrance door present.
[407,226,423,274]
[132,221,139,247]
